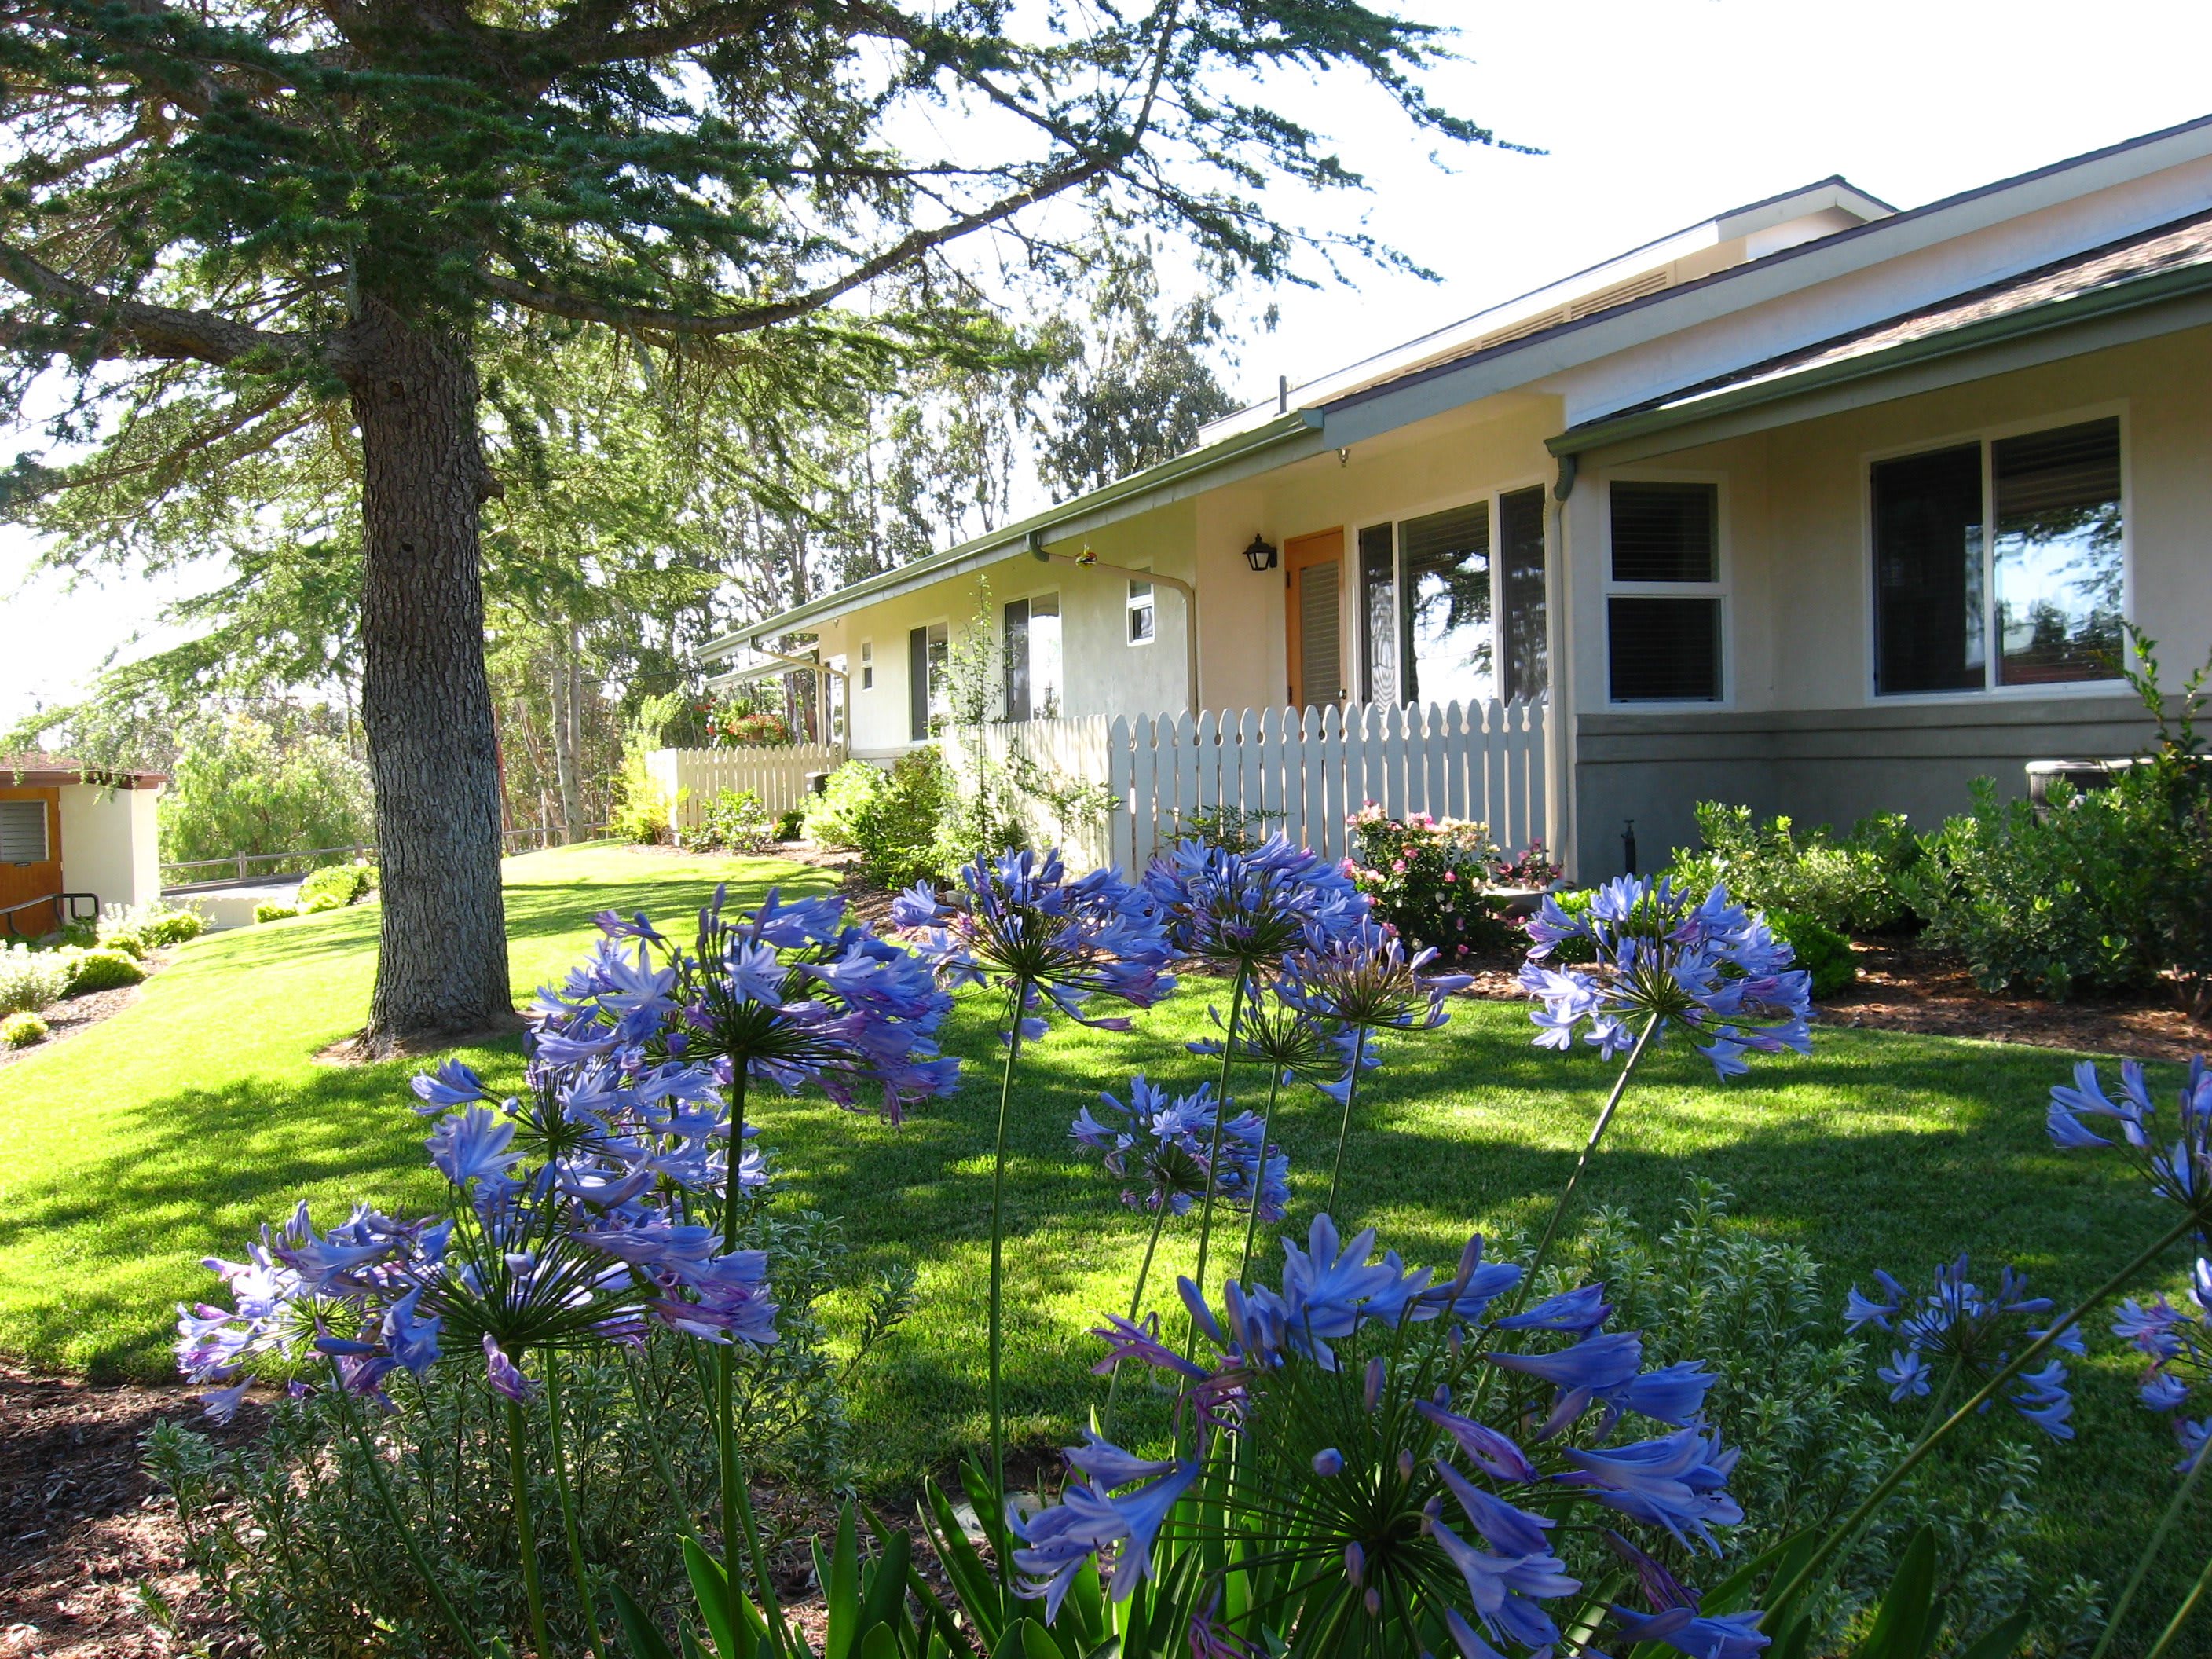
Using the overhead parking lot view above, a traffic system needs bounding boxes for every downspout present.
[1546,453,1578,881]
[1028,534,1202,714]
[745,636,851,759]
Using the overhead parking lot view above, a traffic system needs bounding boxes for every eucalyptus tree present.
[0,0,1492,1048]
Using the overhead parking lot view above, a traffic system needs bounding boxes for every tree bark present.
[337,299,514,1049]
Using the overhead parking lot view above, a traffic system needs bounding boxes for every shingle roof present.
[1603,208,2212,420]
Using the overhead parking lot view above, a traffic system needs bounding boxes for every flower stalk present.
[2092,1437,2210,1659]
[542,1354,607,1659]
[985,983,1030,1556]
[1322,1024,1370,1218]
[504,1393,555,1659]
[1182,970,1250,1350]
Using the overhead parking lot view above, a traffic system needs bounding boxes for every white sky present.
[7,0,2212,732]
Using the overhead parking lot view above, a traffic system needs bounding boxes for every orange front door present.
[1284,529,1346,710]
[0,786,62,936]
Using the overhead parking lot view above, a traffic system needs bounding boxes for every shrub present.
[0,943,70,1015]
[159,708,373,868]
[775,806,804,841]
[253,900,298,925]
[296,862,375,909]
[296,891,344,914]
[60,947,145,994]
[1,1010,48,1048]
[683,787,775,855]
[1170,803,1282,853]
[1346,804,1515,959]
[1769,907,1856,999]
[800,759,888,849]
[109,900,207,947]
[1667,802,1916,936]
[1575,1185,2082,1654]
[97,926,147,959]
[814,747,950,889]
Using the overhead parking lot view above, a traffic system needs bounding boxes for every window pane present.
[1610,482,1716,582]
[1031,592,1063,718]
[1608,596,1720,701]
[1993,418,2123,685]
[1872,445,1983,694]
[926,622,950,723]
[1499,485,1547,701]
[908,627,929,740]
[1401,502,1492,705]
[1128,580,1155,643]
[1357,523,1396,703]
[1002,598,1031,720]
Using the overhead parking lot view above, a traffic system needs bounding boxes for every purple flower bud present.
[1343,1542,1364,1586]
[1364,1357,1385,1412]
[1313,1448,1344,1478]
[1397,1448,1415,1481]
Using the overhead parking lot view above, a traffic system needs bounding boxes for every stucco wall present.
[1561,324,2211,873]
[57,782,163,910]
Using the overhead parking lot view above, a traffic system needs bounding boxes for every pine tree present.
[0,0,1489,1048]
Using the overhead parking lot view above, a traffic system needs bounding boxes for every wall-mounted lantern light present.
[1242,534,1279,573]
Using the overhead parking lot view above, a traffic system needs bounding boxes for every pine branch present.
[0,244,309,368]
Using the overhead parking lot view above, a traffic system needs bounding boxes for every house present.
[0,756,167,936]
[702,115,2212,880]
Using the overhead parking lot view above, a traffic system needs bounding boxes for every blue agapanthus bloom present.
[1520,877,1814,1078]
[1844,1254,2079,1439]
[893,848,1176,1045]
[537,884,961,1122]
[1016,1215,1758,1654]
[178,1065,781,1420]
[1071,1075,1289,1220]
[2111,1254,2212,1471]
[1276,916,1474,1046]
[1142,833,1369,981]
[2049,1055,2212,1239]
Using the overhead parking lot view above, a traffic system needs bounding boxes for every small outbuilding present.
[0,754,167,939]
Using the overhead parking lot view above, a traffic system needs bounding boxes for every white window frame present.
[858,638,873,693]
[1126,577,1156,646]
[1600,470,1731,709]
[1002,587,1064,721]
[1357,478,1549,708]
[1859,400,2133,705]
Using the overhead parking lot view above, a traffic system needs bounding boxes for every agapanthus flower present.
[1072,1075,1289,1221]
[1844,1254,2078,1439]
[1186,994,1370,1103]
[1276,917,1474,1040]
[2111,1254,2212,1470]
[894,848,1175,1043]
[535,884,961,1123]
[2049,1056,2211,1238]
[179,1084,782,1416]
[1019,1215,1758,1653]
[1143,833,1368,983]
[1520,877,1813,1078]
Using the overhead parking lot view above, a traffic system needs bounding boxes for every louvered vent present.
[1476,306,1570,351]
[0,800,49,863]
[1567,267,1672,320]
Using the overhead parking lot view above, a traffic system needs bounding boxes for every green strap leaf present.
[822,1502,862,1659]
[1954,1611,2032,1659]
[611,1583,679,1659]
[1855,1527,1939,1659]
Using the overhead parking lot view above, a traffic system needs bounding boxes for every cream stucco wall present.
[57,782,163,910]
[1562,324,2212,870]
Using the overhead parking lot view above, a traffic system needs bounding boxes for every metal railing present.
[1,892,97,938]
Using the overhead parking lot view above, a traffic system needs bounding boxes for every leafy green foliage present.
[252,901,298,925]
[1577,1187,2086,1657]
[1668,804,1918,937]
[58,947,145,994]
[862,751,961,890]
[96,928,146,961]
[105,901,207,947]
[1167,803,1284,854]
[295,864,376,910]
[158,712,373,868]
[683,789,777,855]
[0,1009,49,1047]
[1770,909,1857,1000]
[804,763,892,852]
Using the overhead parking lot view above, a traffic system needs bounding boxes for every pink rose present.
[1442,869,1456,883]
[1391,859,1405,874]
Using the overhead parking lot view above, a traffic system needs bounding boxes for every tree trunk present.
[563,622,585,840]
[337,300,514,1050]
[549,628,581,844]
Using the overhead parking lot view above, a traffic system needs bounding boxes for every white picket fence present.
[942,699,1547,873]
[647,743,843,830]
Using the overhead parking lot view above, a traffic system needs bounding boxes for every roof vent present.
[1566,267,1672,320]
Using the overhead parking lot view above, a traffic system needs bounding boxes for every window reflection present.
[1993,419,2123,686]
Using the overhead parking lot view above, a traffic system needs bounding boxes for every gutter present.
[1547,255,2212,459]
[701,408,1324,656]
[1027,536,1201,712]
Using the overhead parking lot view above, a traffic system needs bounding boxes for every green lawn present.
[0,844,2200,1644]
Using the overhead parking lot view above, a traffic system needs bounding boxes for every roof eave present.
[1546,256,2212,459]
